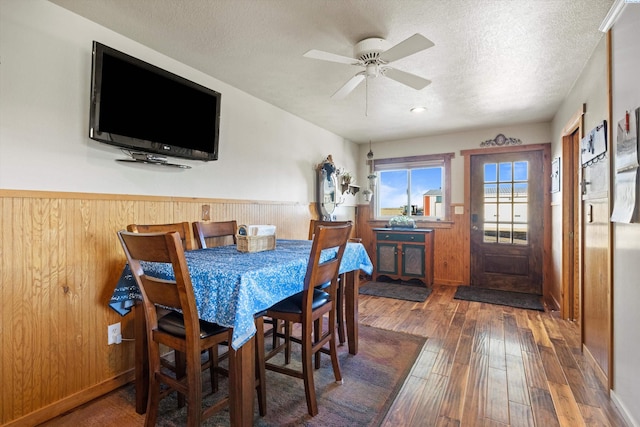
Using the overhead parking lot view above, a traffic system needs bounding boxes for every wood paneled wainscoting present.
[356,203,469,286]
[0,189,314,426]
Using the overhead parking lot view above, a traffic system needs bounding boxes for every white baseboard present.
[611,390,639,427]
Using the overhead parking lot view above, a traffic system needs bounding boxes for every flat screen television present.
[89,41,221,162]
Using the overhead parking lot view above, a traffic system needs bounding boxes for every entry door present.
[470,150,545,294]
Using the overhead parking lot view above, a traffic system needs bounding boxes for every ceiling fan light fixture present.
[365,63,379,78]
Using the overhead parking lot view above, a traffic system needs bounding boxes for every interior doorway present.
[561,128,581,321]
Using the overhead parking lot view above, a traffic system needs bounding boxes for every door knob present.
[472,225,479,231]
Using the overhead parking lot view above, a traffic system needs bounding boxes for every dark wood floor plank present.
[509,401,536,427]
[460,352,489,426]
[527,311,553,348]
[547,382,584,426]
[408,372,449,427]
[503,313,522,356]
[383,375,428,425]
[529,387,561,427]
[486,366,510,424]
[412,349,439,380]
[438,361,469,423]
[472,308,492,355]
[521,343,549,391]
[538,345,568,385]
[506,354,531,406]
[519,328,539,354]
[489,338,506,371]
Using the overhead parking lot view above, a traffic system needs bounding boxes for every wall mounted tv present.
[89,41,221,162]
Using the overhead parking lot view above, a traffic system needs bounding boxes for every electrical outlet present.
[108,322,121,345]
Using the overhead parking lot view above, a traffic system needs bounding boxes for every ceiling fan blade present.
[382,67,431,90]
[378,33,434,63]
[331,73,366,99]
[303,49,360,65]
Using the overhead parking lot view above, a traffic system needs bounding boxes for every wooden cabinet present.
[373,228,434,285]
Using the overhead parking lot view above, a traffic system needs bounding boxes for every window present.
[373,153,453,220]
[482,160,529,245]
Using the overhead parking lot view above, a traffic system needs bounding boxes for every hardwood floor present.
[362,285,627,427]
[40,284,627,426]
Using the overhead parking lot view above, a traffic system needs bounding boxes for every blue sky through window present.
[379,167,442,211]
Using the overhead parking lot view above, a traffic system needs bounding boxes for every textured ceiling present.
[50,0,613,143]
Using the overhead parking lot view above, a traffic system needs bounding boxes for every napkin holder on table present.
[236,224,276,252]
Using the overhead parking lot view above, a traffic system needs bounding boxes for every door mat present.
[359,280,432,302]
[454,286,545,311]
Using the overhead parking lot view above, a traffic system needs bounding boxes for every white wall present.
[0,0,360,205]
[357,122,551,204]
[611,5,640,427]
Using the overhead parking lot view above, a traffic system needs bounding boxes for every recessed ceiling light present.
[410,106,427,113]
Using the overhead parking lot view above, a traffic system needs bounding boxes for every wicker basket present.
[236,234,276,253]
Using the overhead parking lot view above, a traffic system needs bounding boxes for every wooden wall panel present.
[0,190,313,426]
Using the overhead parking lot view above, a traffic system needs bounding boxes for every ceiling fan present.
[304,33,434,99]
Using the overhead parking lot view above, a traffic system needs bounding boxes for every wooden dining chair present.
[262,222,352,416]
[127,222,196,251]
[193,220,277,368]
[118,230,266,425]
[308,219,357,345]
[127,221,212,401]
[192,220,238,249]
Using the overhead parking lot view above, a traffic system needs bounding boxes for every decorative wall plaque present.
[480,134,523,147]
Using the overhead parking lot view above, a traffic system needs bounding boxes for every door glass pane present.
[499,183,512,202]
[514,183,528,201]
[513,203,528,222]
[485,184,497,203]
[485,204,497,220]
[484,223,497,242]
[514,161,528,181]
[498,204,512,222]
[484,163,497,182]
[498,223,512,243]
[513,224,528,244]
[499,162,512,182]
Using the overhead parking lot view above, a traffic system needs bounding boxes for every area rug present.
[453,286,545,311]
[76,325,424,427]
[359,280,432,302]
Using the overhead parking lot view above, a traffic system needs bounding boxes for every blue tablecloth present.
[109,239,373,349]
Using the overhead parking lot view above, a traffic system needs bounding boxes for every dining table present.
[109,239,373,426]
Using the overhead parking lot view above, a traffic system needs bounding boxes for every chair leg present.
[209,347,219,393]
[254,316,267,416]
[185,351,203,427]
[174,351,186,408]
[328,312,343,384]
[314,318,321,369]
[284,321,292,365]
[301,322,319,417]
[270,318,280,349]
[337,274,346,345]
[144,372,161,427]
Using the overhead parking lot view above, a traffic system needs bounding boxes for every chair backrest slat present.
[192,220,238,249]
[308,220,352,240]
[127,222,195,251]
[304,223,352,295]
